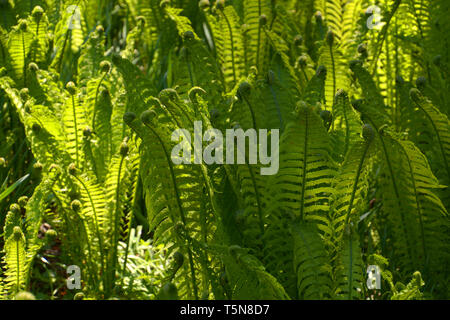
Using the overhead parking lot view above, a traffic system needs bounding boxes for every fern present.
[381,129,449,287]
[329,124,375,299]
[213,5,246,89]
[266,101,335,222]
[214,245,290,300]
[243,0,272,73]
[7,20,34,86]
[3,221,27,295]
[410,89,450,188]
[292,221,332,299]
[0,0,449,301]
[331,89,363,161]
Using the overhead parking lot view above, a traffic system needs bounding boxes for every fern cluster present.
[0,0,449,300]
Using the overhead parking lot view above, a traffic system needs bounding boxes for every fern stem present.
[394,19,400,129]
[247,164,265,236]
[410,0,432,84]
[329,45,336,112]
[385,30,392,116]
[92,72,108,133]
[72,95,80,167]
[244,29,249,74]
[33,19,40,62]
[186,55,194,87]
[242,96,257,130]
[16,238,20,293]
[83,139,99,180]
[21,31,27,87]
[347,233,354,299]
[342,140,372,300]
[56,0,81,73]
[299,111,308,221]
[341,99,350,157]
[241,96,265,234]
[199,193,211,293]
[269,11,276,31]
[343,142,371,228]
[109,156,125,296]
[120,161,142,288]
[202,13,217,58]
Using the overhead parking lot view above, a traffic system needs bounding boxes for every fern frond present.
[23,172,58,287]
[266,102,336,223]
[243,0,272,72]
[77,27,106,88]
[331,89,363,162]
[381,130,449,287]
[216,245,290,299]
[264,29,301,95]
[7,21,34,86]
[27,6,49,65]
[214,5,246,89]
[3,225,27,295]
[164,7,198,40]
[328,125,376,299]
[335,235,365,300]
[410,89,450,188]
[62,89,88,168]
[301,66,327,105]
[125,107,215,300]
[292,221,332,299]
[318,40,349,110]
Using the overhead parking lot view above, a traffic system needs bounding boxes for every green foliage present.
[0,0,449,300]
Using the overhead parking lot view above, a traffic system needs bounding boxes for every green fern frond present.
[318,40,349,110]
[266,101,336,222]
[335,235,365,300]
[27,6,49,65]
[164,7,198,40]
[7,20,34,86]
[77,27,107,88]
[243,0,272,72]
[301,65,327,105]
[410,89,450,188]
[264,29,301,95]
[292,221,332,299]
[328,125,376,299]
[23,172,58,286]
[125,108,214,300]
[62,88,88,168]
[330,89,363,162]
[3,224,27,295]
[50,4,86,73]
[391,271,425,300]
[381,130,449,286]
[112,54,157,115]
[216,245,290,300]
[213,5,246,89]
